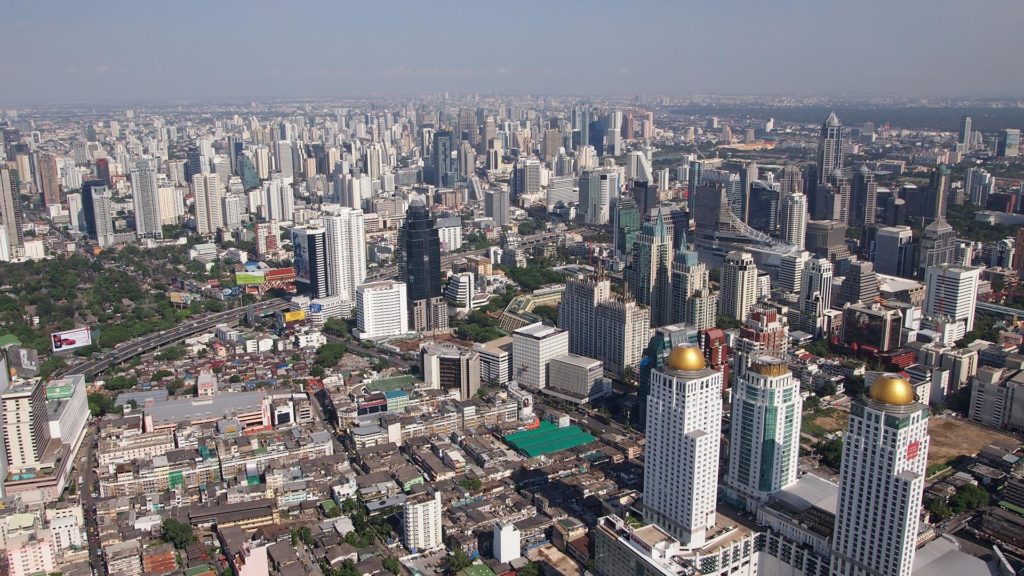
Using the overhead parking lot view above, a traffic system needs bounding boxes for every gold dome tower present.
[666,344,707,372]
[868,373,915,405]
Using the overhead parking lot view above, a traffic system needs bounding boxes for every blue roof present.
[384,390,409,399]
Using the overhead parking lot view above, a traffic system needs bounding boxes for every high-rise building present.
[322,205,366,303]
[1,380,50,470]
[613,196,641,258]
[403,491,443,553]
[512,323,569,390]
[831,374,929,576]
[66,192,83,233]
[873,226,916,278]
[733,308,790,381]
[632,179,659,220]
[484,189,510,227]
[850,165,877,227]
[579,168,617,225]
[670,242,717,330]
[92,186,116,248]
[595,295,650,381]
[192,173,223,238]
[643,345,722,546]
[420,342,480,400]
[798,258,834,337]
[778,193,808,249]
[725,357,801,511]
[37,152,62,207]
[841,302,903,353]
[924,264,981,340]
[720,251,758,322]
[965,167,995,206]
[918,219,956,278]
[292,225,328,298]
[0,168,24,256]
[399,200,447,332]
[997,128,1020,158]
[558,275,611,360]
[628,210,673,327]
[512,157,541,201]
[355,280,409,340]
[838,260,880,306]
[275,140,293,178]
[130,158,162,240]
[780,164,802,195]
[806,219,850,261]
[959,116,972,152]
[817,112,844,186]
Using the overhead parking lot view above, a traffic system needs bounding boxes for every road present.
[63,298,290,378]
[78,423,102,573]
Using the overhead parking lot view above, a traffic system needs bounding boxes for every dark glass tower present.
[80,179,106,237]
[430,131,458,188]
[400,200,443,304]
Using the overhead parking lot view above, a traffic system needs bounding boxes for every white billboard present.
[51,327,93,353]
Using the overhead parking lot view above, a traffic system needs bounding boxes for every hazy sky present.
[4,0,1022,104]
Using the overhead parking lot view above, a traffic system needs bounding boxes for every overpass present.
[976,301,1023,319]
[64,298,289,378]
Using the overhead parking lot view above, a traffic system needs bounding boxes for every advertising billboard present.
[169,292,192,305]
[50,327,92,353]
[235,271,266,286]
[283,310,306,323]
[308,303,323,314]
[291,229,311,282]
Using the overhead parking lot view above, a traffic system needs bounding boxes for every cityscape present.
[2,4,1024,576]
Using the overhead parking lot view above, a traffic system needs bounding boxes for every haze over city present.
[4,0,1024,103]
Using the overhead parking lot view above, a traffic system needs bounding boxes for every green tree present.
[446,547,471,574]
[161,518,197,549]
[816,438,843,470]
[517,562,541,576]
[87,393,115,417]
[458,477,482,491]
[927,498,953,521]
[716,315,743,330]
[949,484,989,514]
[382,556,401,575]
[315,342,348,368]
[39,356,67,380]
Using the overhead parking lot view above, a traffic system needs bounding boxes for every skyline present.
[4,0,1024,104]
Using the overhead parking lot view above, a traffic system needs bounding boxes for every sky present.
[4,0,1023,104]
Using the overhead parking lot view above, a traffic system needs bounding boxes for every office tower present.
[558,275,611,359]
[614,197,641,258]
[80,179,105,237]
[238,153,259,190]
[322,205,366,302]
[628,210,673,327]
[512,323,569,390]
[595,295,650,381]
[421,343,481,400]
[671,242,717,330]
[776,251,809,295]
[997,128,1020,158]
[626,150,654,183]
[484,189,510,227]
[192,173,222,237]
[221,194,243,230]
[92,186,116,248]
[403,491,443,552]
[702,169,744,222]
[579,168,617,225]
[543,129,562,163]
[355,280,409,340]
[817,112,844,186]
[965,167,995,206]
[66,193,83,232]
[924,264,981,339]
[959,116,972,152]
[399,200,447,332]
[643,345,722,546]
[780,164,802,194]
[512,157,542,200]
[778,192,807,249]
[632,179,658,219]
[831,374,929,576]
[292,225,328,298]
[928,164,950,222]
[841,303,904,353]
[37,152,62,207]
[838,260,881,305]
[457,140,475,181]
[850,165,877,227]
[918,219,956,278]
[546,175,575,208]
[725,357,801,511]
[806,219,850,261]
[444,272,475,312]
[0,168,24,255]
[254,145,270,179]
[746,180,779,235]
[431,130,458,187]
[720,251,758,322]
[130,158,162,240]
[873,226,915,278]
[274,140,293,178]
[95,157,112,186]
[798,257,834,337]
[1,380,50,470]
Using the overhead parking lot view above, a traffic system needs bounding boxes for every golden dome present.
[666,345,706,372]
[869,373,915,405]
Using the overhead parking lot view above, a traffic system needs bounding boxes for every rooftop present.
[504,421,596,457]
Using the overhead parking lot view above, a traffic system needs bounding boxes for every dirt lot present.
[928,416,1020,466]
[802,408,849,439]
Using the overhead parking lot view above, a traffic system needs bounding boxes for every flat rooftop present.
[513,323,564,339]
[504,421,595,457]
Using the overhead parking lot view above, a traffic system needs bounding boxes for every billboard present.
[51,327,92,353]
[291,229,311,282]
[169,292,192,305]
[236,271,266,286]
[283,310,306,323]
[308,303,323,314]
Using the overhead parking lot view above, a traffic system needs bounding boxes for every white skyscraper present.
[725,357,802,511]
[222,194,244,230]
[275,140,293,178]
[779,192,808,249]
[192,173,222,237]
[512,323,569,390]
[131,158,163,239]
[720,251,758,322]
[355,280,409,340]
[831,374,930,576]
[924,264,982,342]
[799,257,834,337]
[322,205,366,303]
[643,345,722,547]
[402,491,443,552]
[66,193,83,232]
[92,186,116,248]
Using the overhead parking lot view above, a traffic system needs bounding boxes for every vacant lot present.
[802,407,849,439]
[928,416,1019,467]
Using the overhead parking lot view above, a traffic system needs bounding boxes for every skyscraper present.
[484,189,510,227]
[431,130,458,188]
[817,112,844,186]
[292,225,328,298]
[192,173,222,237]
[579,168,617,225]
[613,197,641,258]
[0,168,24,256]
[959,116,972,152]
[918,219,957,278]
[399,200,447,332]
[778,193,808,249]
[798,257,834,337]
[91,186,115,248]
[322,205,366,303]
[670,242,717,330]
[924,264,981,341]
[595,295,650,381]
[997,128,1020,158]
[558,275,611,360]
[725,356,801,511]
[512,157,542,201]
[628,209,673,327]
[512,323,569,390]
[130,158,163,240]
[643,345,722,546]
[831,374,929,576]
[719,251,758,322]
[838,260,880,306]
[275,140,293,178]
[873,226,915,278]
[850,165,877,227]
